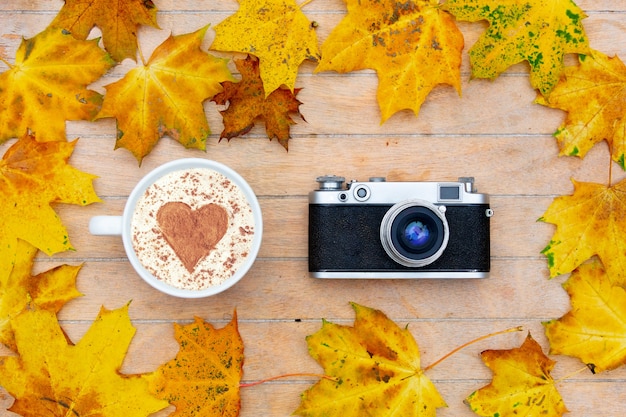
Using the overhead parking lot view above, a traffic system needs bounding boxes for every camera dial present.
[380,199,449,268]
[316,175,345,190]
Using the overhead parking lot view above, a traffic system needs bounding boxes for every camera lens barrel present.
[380,199,449,268]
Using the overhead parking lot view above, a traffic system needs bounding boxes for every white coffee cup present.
[89,158,263,298]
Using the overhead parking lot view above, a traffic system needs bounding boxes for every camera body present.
[308,175,493,278]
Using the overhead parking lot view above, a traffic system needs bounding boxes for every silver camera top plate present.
[310,176,489,205]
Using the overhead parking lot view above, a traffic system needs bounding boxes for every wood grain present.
[2,1,626,416]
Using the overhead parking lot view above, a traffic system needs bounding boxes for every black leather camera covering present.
[309,204,490,273]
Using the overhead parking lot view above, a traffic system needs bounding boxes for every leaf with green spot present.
[0,133,100,284]
[96,26,234,164]
[544,260,626,373]
[466,333,567,417]
[295,302,447,417]
[443,0,591,95]
[539,178,626,284]
[144,312,244,416]
[49,0,159,62]
[0,304,169,416]
[536,49,626,168]
[0,27,114,143]
[211,0,320,97]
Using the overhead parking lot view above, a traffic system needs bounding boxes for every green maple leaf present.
[443,0,591,95]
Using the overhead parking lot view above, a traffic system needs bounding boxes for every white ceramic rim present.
[121,158,263,298]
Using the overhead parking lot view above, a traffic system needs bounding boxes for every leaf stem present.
[138,43,147,66]
[608,146,613,187]
[240,373,338,388]
[423,326,524,372]
[0,56,13,69]
[555,365,594,383]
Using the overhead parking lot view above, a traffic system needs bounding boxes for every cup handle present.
[89,216,124,236]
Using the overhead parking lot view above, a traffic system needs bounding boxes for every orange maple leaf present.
[97,25,234,164]
[0,239,82,352]
[539,178,626,284]
[211,0,320,96]
[0,305,169,417]
[536,50,626,168]
[466,333,568,417]
[315,0,463,122]
[295,303,447,417]
[544,260,626,373]
[0,27,114,143]
[145,313,244,417]
[213,56,304,150]
[0,133,100,284]
[49,0,159,62]
[443,0,591,95]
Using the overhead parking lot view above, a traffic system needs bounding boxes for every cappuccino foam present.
[131,168,255,290]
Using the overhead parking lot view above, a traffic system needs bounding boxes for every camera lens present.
[401,218,434,251]
[380,200,449,267]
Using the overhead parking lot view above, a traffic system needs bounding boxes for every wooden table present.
[2,1,626,415]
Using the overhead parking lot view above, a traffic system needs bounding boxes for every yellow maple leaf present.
[0,133,100,284]
[97,25,234,164]
[295,302,447,417]
[49,0,159,62]
[539,178,626,284]
[466,333,568,417]
[315,0,463,122]
[0,239,82,351]
[211,0,320,96]
[443,0,591,95]
[145,313,244,416]
[0,27,115,143]
[536,50,626,168]
[0,304,169,417]
[213,56,304,150]
[544,260,626,373]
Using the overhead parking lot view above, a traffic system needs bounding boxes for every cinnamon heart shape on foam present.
[156,202,229,273]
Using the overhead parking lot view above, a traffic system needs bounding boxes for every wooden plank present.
[45,258,565,321]
[14,134,618,200]
[28,320,626,381]
[41,194,554,260]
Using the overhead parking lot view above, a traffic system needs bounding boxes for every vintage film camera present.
[308,175,493,278]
